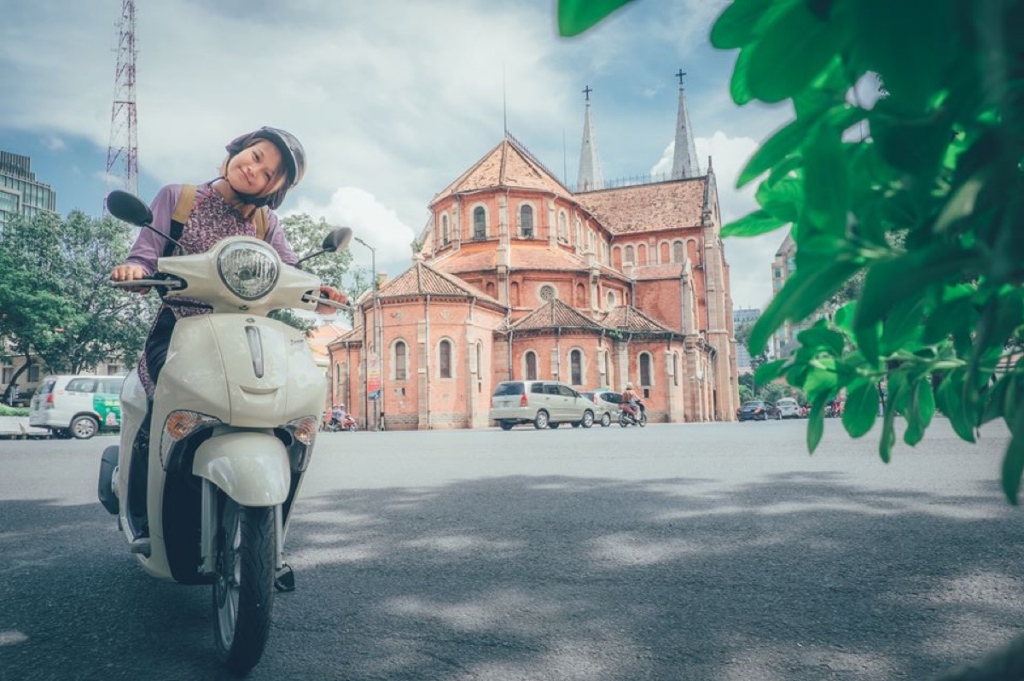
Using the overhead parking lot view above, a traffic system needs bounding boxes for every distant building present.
[329,76,740,429]
[0,151,58,231]
[732,307,760,374]
[769,232,824,358]
[1,151,61,400]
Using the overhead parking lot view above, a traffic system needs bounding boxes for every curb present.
[0,416,50,439]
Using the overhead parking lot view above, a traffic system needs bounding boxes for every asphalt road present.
[1,418,1022,681]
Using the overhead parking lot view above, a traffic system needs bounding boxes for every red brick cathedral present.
[330,79,739,429]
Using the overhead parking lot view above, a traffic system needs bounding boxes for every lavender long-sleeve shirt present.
[123,183,298,275]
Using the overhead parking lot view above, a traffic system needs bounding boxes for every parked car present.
[28,374,127,439]
[490,380,596,430]
[580,388,623,427]
[737,399,777,422]
[775,397,802,419]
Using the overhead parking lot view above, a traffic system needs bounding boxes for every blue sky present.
[0,0,792,309]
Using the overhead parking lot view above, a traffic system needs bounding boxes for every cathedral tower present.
[671,70,699,179]
[576,85,603,191]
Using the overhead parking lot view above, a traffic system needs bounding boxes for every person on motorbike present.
[330,404,346,427]
[621,382,640,423]
[110,127,347,397]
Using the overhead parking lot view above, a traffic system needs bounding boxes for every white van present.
[489,379,596,430]
[29,374,127,439]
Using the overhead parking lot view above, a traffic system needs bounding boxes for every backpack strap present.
[165,184,198,258]
[165,184,270,256]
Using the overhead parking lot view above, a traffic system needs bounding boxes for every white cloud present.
[289,187,417,276]
[41,135,66,151]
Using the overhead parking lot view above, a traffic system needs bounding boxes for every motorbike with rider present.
[96,127,351,675]
[619,382,647,427]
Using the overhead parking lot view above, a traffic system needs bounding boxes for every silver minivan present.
[489,380,595,430]
[28,374,127,439]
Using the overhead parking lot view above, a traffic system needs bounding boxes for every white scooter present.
[97,190,351,675]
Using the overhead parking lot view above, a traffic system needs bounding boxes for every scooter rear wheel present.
[212,493,276,675]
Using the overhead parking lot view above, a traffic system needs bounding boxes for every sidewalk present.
[0,416,50,439]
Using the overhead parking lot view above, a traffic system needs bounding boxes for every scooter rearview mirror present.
[106,190,154,227]
[323,226,353,253]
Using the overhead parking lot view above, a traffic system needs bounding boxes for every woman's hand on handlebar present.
[316,285,349,314]
[110,264,150,294]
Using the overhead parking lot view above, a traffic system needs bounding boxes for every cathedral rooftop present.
[576,177,707,234]
[377,260,502,306]
[430,136,572,207]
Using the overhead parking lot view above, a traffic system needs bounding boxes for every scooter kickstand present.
[274,564,295,592]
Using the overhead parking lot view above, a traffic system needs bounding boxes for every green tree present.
[560,0,1024,506]
[0,212,154,390]
[280,213,353,292]
[277,213,357,330]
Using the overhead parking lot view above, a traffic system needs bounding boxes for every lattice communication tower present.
[105,0,138,211]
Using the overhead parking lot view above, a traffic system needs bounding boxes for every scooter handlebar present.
[302,294,352,312]
[109,278,185,290]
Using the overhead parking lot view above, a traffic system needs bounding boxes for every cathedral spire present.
[577,85,603,192]
[671,69,699,180]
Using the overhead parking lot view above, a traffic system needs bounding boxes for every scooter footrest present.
[129,538,151,557]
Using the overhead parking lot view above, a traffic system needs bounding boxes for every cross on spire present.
[676,69,687,87]
[582,85,592,101]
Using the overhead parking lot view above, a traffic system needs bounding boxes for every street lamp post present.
[354,236,383,431]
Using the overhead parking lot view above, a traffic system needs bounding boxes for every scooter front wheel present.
[213,492,276,675]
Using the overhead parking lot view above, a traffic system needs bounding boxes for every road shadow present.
[1,473,1023,680]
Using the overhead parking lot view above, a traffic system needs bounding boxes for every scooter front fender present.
[192,431,290,507]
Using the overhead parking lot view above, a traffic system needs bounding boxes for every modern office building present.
[0,151,58,231]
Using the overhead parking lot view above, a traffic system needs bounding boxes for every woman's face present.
[225,139,286,197]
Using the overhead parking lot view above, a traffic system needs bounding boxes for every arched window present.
[558,212,568,241]
[673,240,685,263]
[439,339,453,378]
[639,352,652,386]
[607,290,616,308]
[520,205,534,238]
[624,245,635,266]
[660,242,670,263]
[687,239,698,264]
[575,283,586,307]
[441,215,450,245]
[511,281,521,307]
[525,351,538,380]
[394,340,407,381]
[486,281,496,298]
[612,246,622,270]
[570,349,583,386]
[638,244,647,266]
[473,206,486,240]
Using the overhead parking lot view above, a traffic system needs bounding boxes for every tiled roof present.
[576,177,708,234]
[328,325,364,347]
[634,263,686,281]
[511,298,606,332]
[431,138,572,206]
[602,305,674,334]
[307,323,349,358]
[378,260,502,306]
[433,242,628,283]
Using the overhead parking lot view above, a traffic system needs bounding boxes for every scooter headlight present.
[217,242,280,300]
